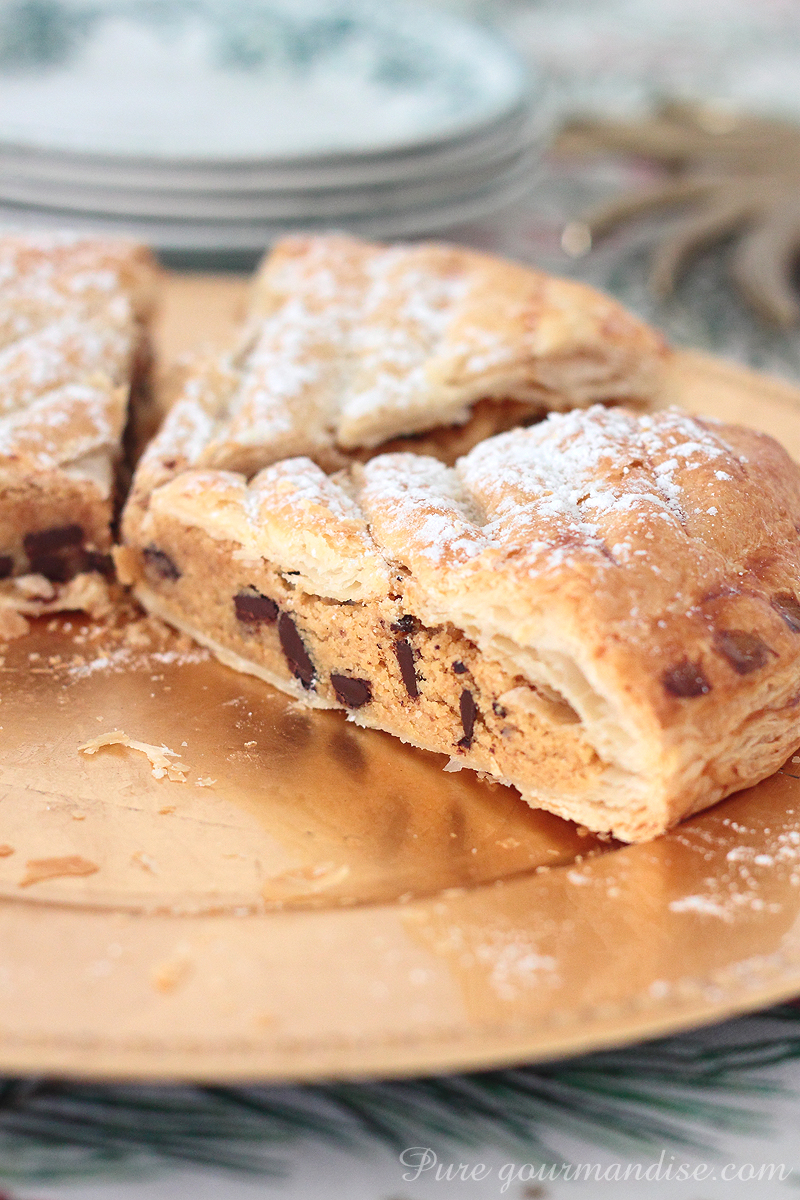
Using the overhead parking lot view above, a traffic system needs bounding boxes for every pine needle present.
[0,1007,799,1182]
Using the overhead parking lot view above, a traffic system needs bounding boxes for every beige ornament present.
[557,100,800,327]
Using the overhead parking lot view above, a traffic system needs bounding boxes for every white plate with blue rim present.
[0,152,536,251]
[0,0,537,246]
[0,0,532,162]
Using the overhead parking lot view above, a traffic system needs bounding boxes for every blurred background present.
[3,0,800,382]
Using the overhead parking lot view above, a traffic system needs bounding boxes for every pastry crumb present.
[151,951,192,993]
[0,609,29,640]
[19,855,99,887]
[132,850,159,874]
[0,573,113,620]
[79,730,188,781]
[264,862,350,894]
[195,776,216,787]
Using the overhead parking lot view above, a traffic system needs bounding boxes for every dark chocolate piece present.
[0,555,13,580]
[83,551,113,576]
[234,589,278,625]
[391,614,417,634]
[29,545,110,582]
[714,629,774,674]
[23,525,83,558]
[143,545,181,581]
[331,673,372,708]
[278,612,315,688]
[453,661,467,674]
[394,638,419,698]
[458,688,478,747]
[29,554,73,583]
[772,591,800,633]
[492,701,507,718]
[662,660,711,698]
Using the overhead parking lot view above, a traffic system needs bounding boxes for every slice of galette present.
[124,233,667,539]
[117,404,800,842]
[0,232,156,612]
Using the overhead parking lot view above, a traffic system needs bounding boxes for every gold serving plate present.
[1,275,800,1081]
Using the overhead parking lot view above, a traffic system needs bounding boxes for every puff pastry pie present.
[125,233,667,535]
[117,405,800,842]
[0,233,155,592]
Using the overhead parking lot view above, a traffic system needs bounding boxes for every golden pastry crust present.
[0,232,157,587]
[125,234,668,541]
[118,405,800,842]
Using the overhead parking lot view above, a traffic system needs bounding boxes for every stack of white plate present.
[0,0,539,254]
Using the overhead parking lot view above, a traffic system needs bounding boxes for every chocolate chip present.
[331,673,372,708]
[234,589,278,625]
[24,542,111,583]
[0,555,13,580]
[663,661,711,698]
[492,701,507,718]
[143,546,181,581]
[714,630,774,674]
[453,661,467,674]
[394,638,419,699]
[391,614,418,634]
[83,551,113,576]
[23,525,83,558]
[278,612,315,689]
[458,688,478,748]
[30,554,73,582]
[772,591,800,633]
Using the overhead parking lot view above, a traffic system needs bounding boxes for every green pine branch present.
[1,1006,800,1183]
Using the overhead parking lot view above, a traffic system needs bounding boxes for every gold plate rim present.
[3,276,800,1082]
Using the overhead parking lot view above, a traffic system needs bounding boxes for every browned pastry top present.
[0,233,156,478]
[130,233,668,498]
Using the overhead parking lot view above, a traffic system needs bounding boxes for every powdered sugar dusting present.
[253,456,368,527]
[147,234,663,478]
[341,254,470,431]
[472,928,558,1000]
[665,817,800,923]
[0,234,148,513]
[0,382,120,469]
[357,405,739,577]
[451,404,736,571]
[360,452,485,565]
